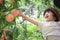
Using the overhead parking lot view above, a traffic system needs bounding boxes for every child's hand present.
[19,10,24,16]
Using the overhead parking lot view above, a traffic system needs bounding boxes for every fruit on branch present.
[11,9,20,17]
[9,0,14,4]
[0,0,3,4]
[5,14,14,22]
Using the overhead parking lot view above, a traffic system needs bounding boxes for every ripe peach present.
[5,14,14,22]
[0,0,3,4]
[11,9,20,17]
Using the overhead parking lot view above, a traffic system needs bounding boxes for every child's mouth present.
[45,15,49,18]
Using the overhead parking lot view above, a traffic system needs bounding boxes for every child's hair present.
[43,7,60,22]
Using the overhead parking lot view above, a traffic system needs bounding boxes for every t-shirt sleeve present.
[37,21,43,31]
[58,21,60,23]
[58,21,60,26]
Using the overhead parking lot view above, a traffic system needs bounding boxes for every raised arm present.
[19,11,38,26]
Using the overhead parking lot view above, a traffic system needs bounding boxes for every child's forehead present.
[45,11,53,14]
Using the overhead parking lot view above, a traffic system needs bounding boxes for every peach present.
[5,14,14,22]
[11,9,20,17]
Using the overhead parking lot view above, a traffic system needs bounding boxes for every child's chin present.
[45,19,50,22]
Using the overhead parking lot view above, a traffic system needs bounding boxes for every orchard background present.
[0,0,60,40]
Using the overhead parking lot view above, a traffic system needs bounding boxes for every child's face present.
[44,11,56,22]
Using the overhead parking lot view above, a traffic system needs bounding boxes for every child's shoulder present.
[58,21,60,23]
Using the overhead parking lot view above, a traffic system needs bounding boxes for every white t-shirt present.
[38,21,60,40]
